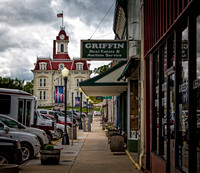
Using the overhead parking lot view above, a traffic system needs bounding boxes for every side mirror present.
[4,126,9,133]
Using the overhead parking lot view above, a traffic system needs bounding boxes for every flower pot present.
[40,149,61,165]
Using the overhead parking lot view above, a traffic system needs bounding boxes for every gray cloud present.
[0,0,115,81]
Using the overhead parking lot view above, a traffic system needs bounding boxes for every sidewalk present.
[19,116,140,173]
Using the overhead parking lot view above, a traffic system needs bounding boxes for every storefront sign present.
[104,96,112,99]
[81,40,128,60]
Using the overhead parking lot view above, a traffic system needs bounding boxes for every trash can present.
[83,116,91,132]
[69,125,77,139]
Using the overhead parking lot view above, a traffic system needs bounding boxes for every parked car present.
[94,111,101,116]
[44,114,72,127]
[40,114,67,140]
[0,114,49,148]
[66,110,80,121]
[38,109,72,124]
[0,136,22,164]
[33,110,56,142]
[0,121,40,162]
[55,111,72,123]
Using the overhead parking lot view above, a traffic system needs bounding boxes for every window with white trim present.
[43,91,46,100]
[39,62,47,70]
[40,79,42,86]
[44,79,46,86]
[40,91,42,100]
[76,63,84,70]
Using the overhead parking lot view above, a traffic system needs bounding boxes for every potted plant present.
[40,144,61,165]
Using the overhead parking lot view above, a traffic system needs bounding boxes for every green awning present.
[117,58,139,81]
[79,61,127,96]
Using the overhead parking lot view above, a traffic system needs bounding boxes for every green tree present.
[93,64,110,75]
[23,80,34,95]
[0,77,24,90]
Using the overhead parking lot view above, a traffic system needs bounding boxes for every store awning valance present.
[79,61,127,96]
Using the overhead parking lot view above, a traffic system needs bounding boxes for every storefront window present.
[153,52,159,153]
[178,27,189,171]
[161,44,167,158]
[130,80,138,139]
[196,15,200,173]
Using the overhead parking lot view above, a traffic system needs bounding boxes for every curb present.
[125,150,141,171]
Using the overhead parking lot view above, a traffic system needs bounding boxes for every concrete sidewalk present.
[19,117,140,173]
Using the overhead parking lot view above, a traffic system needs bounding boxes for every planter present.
[40,149,61,165]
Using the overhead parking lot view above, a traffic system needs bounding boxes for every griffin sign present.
[81,40,128,60]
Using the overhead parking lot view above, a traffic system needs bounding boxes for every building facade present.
[32,28,92,107]
[143,0,200,172]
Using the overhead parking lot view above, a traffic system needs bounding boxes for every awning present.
[80,61,127,96]
[117,58,139,81]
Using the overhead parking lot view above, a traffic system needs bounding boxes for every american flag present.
[75,97,80,107]
[55,86,63,103]
[57,13,63,18]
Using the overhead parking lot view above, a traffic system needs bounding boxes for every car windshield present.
[46,116,54,120]
[67,111,72,116]
[0,116,20,128]
[57,112,65,117]
[41,114,50,120]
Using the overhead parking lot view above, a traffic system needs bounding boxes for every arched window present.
[61,44,64,52]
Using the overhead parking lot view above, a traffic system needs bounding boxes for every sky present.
[0,0,115,81]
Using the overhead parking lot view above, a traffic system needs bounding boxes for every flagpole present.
[62,11,63,29]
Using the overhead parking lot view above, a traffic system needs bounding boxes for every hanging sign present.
[81,40,128,60]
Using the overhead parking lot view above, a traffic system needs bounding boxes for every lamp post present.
[86,96,89,117]
[79,88,83,129]
[62,67,70,145]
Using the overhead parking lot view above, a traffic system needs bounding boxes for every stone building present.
[32,28,92,107]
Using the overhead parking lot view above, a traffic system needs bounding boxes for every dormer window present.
[76,63,84,70]
[39,62,47,70]
[59,63,65,70]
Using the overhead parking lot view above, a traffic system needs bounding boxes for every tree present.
[0,77,34,95]
[93,64,110,75]
[23,80,34,95]
[0,77,24,90]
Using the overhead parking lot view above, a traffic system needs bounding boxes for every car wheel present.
[0,153,9,164]
[56,129,63,139]
[21,144,32,162]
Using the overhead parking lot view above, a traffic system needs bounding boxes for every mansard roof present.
[33,58,89,71]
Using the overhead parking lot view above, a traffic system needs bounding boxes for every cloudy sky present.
[0,0,115,81]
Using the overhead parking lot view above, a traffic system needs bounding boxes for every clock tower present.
[53,29,70,60]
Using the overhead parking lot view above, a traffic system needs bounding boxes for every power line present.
[89,1,115,40]
[93,31,114,39]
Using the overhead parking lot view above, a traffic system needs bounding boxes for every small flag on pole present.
[57,13,63,18]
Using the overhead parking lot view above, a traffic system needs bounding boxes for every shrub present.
[44,144,54,150]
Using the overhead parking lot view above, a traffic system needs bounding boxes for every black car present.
[0,137,22,164]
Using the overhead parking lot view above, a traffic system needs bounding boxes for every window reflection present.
[196,15,200,173]
[178,27,189,171]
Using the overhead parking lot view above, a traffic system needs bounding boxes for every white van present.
[0,88,54,142]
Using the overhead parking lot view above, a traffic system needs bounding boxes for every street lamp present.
[79,87,83,129]
[62,67,70,145]
[86,96,89,117]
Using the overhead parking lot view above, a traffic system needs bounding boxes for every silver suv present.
[0,114,49,148]
[0,121,40,162]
